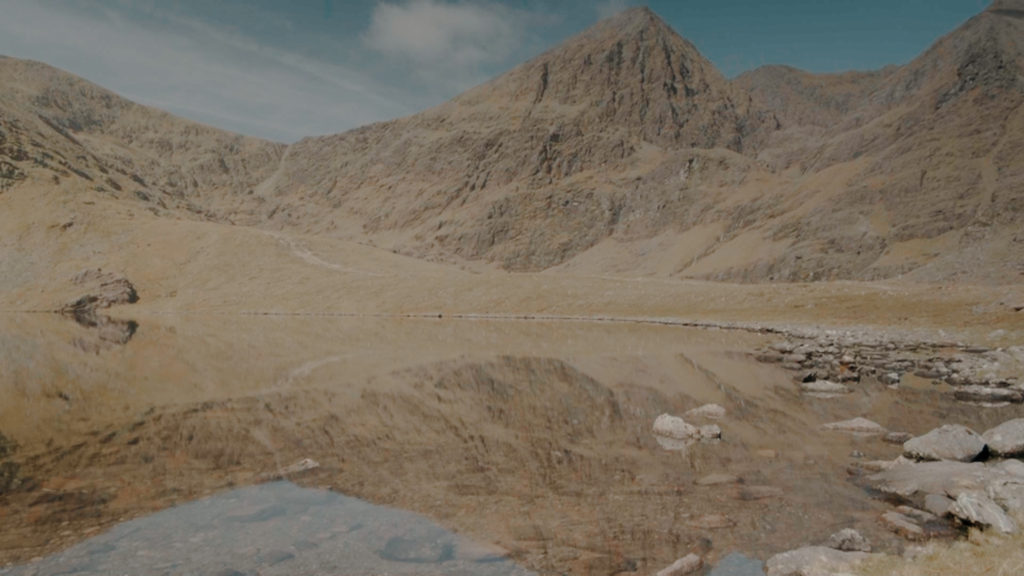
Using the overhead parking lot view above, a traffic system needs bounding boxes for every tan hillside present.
[253,4,1023,281]
[1,2,1022,303]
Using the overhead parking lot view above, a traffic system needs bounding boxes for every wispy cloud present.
[595,0,631,20]
[0,0,567,141]
[0,0,413,142]
[364,0,534,92]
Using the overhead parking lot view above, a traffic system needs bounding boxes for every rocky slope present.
[1,3,1022,284]
[0,56,284,220]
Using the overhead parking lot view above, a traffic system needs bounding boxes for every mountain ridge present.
[1,3,1022,287]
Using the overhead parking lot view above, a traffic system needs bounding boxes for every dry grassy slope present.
[0,57,285,222]
[727,4,1024,283]
[258,4,1023,281]
[1,4,1023,285]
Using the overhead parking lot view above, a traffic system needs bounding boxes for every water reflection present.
[0,313,1021,575]
[1,481,532,576]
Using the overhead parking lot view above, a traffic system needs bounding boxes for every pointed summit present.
[453,5,744,150]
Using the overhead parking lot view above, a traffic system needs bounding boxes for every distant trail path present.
[276,354,352,388]
[263,231,388,277]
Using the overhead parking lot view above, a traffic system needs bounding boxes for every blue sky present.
[0,1,988,142]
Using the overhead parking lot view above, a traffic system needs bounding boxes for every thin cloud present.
[364,0,530,91]
[0,0,412,142]
[595,0,631,20]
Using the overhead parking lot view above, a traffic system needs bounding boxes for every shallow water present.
[1,481,532,576]
[0,313,1021,574]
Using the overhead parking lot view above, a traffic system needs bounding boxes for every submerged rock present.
[765,546,876,576]
[708,553,765,576]
[903,425,986,462]
[983,419,1024,456]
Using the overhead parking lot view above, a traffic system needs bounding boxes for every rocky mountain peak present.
[448,5,744,151]
[988,0,1024,14]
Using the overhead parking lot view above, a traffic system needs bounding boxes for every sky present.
[0,0,991,142]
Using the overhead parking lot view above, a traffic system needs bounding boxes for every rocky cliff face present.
[1,4,1021,282]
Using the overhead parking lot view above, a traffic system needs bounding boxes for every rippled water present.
[1,313,1020,574]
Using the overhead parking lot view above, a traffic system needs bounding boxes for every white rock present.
[950,491,1019,533]
[699,424,722,439]
[903,424,986,462]
[823,417,887,435]
[766,546,876,576]
[800,380,851,395]
[653,414,699,440]
[997,459,1024,478]
[656,553,702,576]
[983,419,1024,457]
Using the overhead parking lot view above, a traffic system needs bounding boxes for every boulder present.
[823,418,887,435]
[903,425,986,462]
[870,460,992,498]
[826,528,871,552]
[653,414,699,440]
[765,546,876,576]
[950,491,1019,533]
[983,419,1024,456]
[954,386,1024,404]
[656,553,703,576]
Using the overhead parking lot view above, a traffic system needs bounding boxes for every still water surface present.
[0,313,1019,574]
